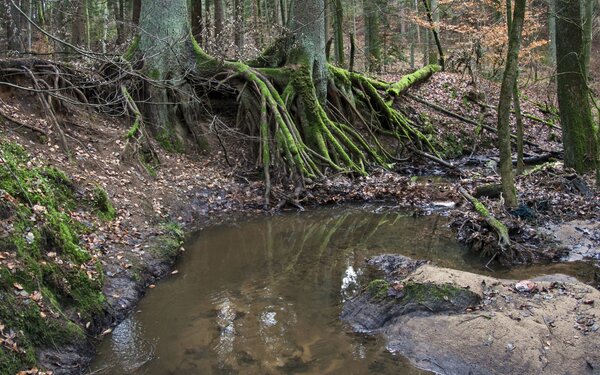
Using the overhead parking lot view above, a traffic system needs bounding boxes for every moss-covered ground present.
[0,141,109,373]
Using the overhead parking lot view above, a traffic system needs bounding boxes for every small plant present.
[91,185,116,220]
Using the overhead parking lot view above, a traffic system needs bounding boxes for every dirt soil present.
[1,66,599,374]
[343,254,600,375]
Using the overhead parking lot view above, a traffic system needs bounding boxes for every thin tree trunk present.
[363,0,380,71]
[581,0,592,80]
[253,0,262,48]
[111,0,124,44]
[214,0,224,53]
[332,0,344,66]
[497,0,526,209]
[506,0,525,174]
[234,0,244,54]
[547,0,556,65]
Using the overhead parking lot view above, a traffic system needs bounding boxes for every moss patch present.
[91,185,116,221]
[367,279,389,300]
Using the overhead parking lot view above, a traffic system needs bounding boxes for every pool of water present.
[90,205,596,374]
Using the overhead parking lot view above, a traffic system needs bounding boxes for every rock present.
[514,280,537,293]
[342,254,600,375]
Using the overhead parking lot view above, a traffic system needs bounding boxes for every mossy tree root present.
[188,38,442,199]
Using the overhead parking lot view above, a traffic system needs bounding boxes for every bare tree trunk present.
[191,0,204,46]
[363,0,381,71]
[132,0,141,26]
[5,0,23,52]
[253,0,262,48]
[547,0,556,65]
[110,0,124,44]
[497,0,526,208]
[556,0,597,173]
[234,0,244,55]
[581,0,592,80]
[214,0,224,53]
[71,0,85,47]
[332,0,344,66]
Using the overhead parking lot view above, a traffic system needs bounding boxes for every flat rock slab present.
[342,255,600,375]
[541,220,600,261]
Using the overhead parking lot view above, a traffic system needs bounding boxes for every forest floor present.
[1,66,599,374]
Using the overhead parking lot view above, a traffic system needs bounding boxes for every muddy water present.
[91,206,596,375]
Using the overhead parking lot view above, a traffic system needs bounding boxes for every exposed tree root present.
[185,38,443,189]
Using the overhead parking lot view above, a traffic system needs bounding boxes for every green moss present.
[0,140,105,371]
[403,282,465,305]
[367,279,389,300]
[156,127,184,153]
[91,185,116,221]
[150,222,184,259]
[123,35,140,61]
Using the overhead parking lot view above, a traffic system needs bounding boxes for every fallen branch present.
[0,108,48,135]
[408,93,539,148]
[458,187,511,254]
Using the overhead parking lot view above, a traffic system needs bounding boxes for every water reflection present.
[91,205,596,374]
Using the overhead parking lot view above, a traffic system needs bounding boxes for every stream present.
[90,205,596,374]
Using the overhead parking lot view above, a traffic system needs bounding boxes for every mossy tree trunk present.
[497,0,525,209]
[332,0,345,66]
[136,0,207,152]
[555,0,597,174]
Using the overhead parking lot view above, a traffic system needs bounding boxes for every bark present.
[253,0,262,48]
[547,0,556,65]
[5,0,23,52]
[214,0,224,53]
[233,0,244,54]
[110,0,124,44]
[581,0,592,80]
[132,0,141,26]
[332,0,344,66]
[137,0,206,152]
[288,0,327,102]
[71,0,85,47]
[497,0,525,209]
[363,0,381,71]
[555,0,596,173]
[191,0,204,45]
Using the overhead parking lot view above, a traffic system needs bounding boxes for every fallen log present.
[387,64,441,96]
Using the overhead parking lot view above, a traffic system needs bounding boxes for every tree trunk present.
[581,0,592,80]
[555,0,596,173]
[233,0,244,55]
[332,0,344,66]
[547,0,556,65]
[132,0,141,26]
[191,0,204,46]
[497,0,526,209]
[363,0,381,71]
[5,0,23,52]
[137,0,206,152]
[288,0,327,101]
[214,0,224,53]
[111,0,125,45]
[71,0,85,47]
[253,0,262,48]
